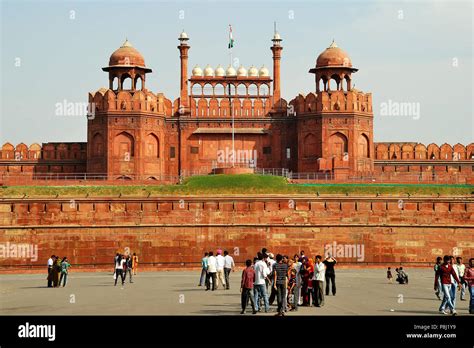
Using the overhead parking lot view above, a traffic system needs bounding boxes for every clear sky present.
[1,0,472,146]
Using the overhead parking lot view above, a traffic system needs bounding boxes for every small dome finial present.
[121,38,132,48]
[329,39,338,48]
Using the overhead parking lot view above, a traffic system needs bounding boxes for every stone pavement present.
[0,269,471,316]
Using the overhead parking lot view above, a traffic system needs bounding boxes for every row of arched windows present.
[191,83,270,96]
[91,132,160,159]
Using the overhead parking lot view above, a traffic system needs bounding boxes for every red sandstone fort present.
[1,31,473,183]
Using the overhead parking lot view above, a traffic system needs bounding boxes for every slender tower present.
[178,30,190,115]
[271,25,283,109]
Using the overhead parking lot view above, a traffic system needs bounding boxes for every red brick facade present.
[0,34,473,181]
[0,195,472,269]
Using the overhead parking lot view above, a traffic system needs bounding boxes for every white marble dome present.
[248,66,258,77]
[226,65,237,76]
[215,65,225,77]
[179,31,188,40]
[204,64,214,77]
[192,65,203,76]
[237,65,247,77]
[259,65,269,77]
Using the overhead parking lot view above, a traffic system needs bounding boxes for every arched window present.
[259,84,269,96]
[358,134,369,158]
[248,84,258,96]
[92,133,104,157]
[112,77,119,90]
[303,133,318,158]
[191,84,202,96]
[329,132,348,159]
[114,131,134,158]
[237,83,246,96]
[214,84,225,96]
[145,133,159,158]
[135,76,143,90]
[121,74,132,90]
[203,83,213,95]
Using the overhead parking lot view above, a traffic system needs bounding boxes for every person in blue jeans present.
[435,255,461,315]
[464,258,474,314]
[198,252,208,286]
[253,252,269,312]
[59,257,71,287]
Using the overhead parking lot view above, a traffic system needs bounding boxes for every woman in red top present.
[435,255,461,315]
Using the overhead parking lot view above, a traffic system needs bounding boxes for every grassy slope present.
[0,174,473,197]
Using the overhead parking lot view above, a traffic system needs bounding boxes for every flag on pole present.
[228,25,234,49]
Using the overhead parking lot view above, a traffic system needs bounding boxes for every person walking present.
[215,250,226,290]
[463,258,474,314]
[223,250,235,290]
[240,259,257,314]
[47,255,55,288]
[387,267,393,284]
[132,253,139,275]
[114,254,126,287]
[273,254,289,316]
[52,256,61,288]
[313,255,326,307]
[323,254,337,296]
[434,257,442,299]
[198,252,209,287]
[435,255,461,315]
[293,254,302,310]
[124,255,133,283]
[254,252,270,313]
[59,257,71,287]
[454,257,466,301]
[306,258,315,306]
[206,251,217,291]
[449,256,458,308]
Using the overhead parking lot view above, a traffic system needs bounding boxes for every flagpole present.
[229,24,235,168]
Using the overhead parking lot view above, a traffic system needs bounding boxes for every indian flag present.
[228,25,234,49]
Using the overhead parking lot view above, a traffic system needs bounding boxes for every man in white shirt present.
[313,255,326,307]
[206,251,217,291]
[454,257,467,301]
[253,252,270,312]
[223,250,235,290]
[215,250,226,290]
[47,255,54,288]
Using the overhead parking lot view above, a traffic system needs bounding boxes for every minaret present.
[178,30,190,114]
[271,26,283,108]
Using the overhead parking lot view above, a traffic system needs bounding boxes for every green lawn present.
[0,174,472,197]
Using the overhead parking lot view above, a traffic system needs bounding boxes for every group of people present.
[47,255,71,288]
[239,249,336,316]
[199,250,235,290]
[386,267,409,284]
[113,252,139,287]
[433,255,473,315]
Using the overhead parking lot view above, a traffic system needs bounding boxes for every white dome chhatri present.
[204,64,214,77]
[259,65,269,77]
[192,65,203,76]
[226,65,237,76]
[248,66,258,77]
[215,65,225,77]
[237,65,247,77]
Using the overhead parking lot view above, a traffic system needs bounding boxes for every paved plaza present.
[0,269,471,316]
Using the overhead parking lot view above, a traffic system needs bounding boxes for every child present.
[288,269,297,311]
[387,267,393,283]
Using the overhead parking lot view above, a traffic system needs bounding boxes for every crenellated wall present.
[0,195,472,270]
[374,142,474,161]
[289,90,372,115]
[88,88,173,116]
